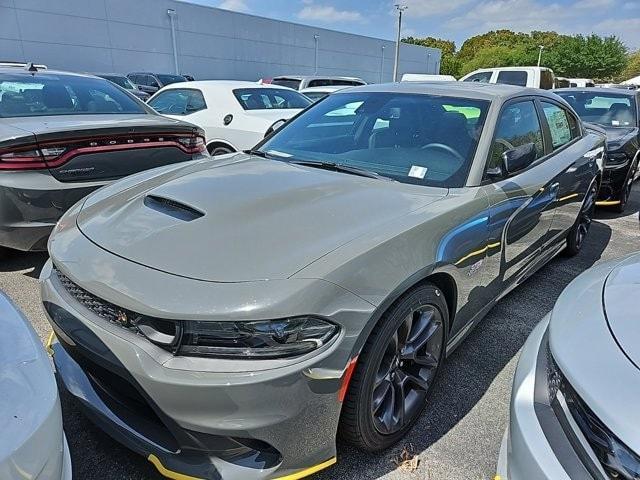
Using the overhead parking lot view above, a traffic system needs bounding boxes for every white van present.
[401,73,456,82]
[459,66,555,89]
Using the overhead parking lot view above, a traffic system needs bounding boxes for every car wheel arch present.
[348,269,458,361]
[206,140,236,155]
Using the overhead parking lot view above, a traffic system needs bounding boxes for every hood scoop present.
[143,195,204,222]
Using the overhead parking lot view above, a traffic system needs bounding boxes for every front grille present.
[55,268,140,332]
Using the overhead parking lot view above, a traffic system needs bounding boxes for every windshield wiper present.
[289,159,392,181]
[243,149,271,158]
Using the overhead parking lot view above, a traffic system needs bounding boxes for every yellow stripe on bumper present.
[45,331,56,355]
[147,454,203,480]
[596,200,621,206]
[273,457,337,480]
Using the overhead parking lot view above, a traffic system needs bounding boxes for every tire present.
[339,283,448,452]
[565,180,597,257]
[207,145,234,156]
[614,160,637,214]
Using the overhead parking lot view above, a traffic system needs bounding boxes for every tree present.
[618,51,640,82]
[544,35,627,81]
[402,36,461,77]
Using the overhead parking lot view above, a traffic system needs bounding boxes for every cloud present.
[395,0,475,16]
[297,3,365,22]
[218,0,250,12]
[593,17,640,49]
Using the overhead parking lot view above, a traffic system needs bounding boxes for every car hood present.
[600,125,638,150]
[604,252,640,368]
[76,154,445,282]
[0,292,59,466]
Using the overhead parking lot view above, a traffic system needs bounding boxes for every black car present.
[555,88,640,212]
[0,65,206,254]
[93,73,151,101]
[127,72,187,95]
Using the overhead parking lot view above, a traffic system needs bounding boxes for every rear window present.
[271,78,302,90]
[99,75,135,90]
[496,71,528,87]
[148,88,206,115]
[0,73,146,118]
[233,88,311,110]
[156,74,186,85]
[307,79,364,87]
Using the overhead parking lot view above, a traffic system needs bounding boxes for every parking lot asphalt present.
[1,186,638,480]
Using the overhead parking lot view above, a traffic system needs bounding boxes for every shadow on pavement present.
[0,249,48,278]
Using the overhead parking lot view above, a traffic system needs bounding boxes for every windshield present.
[233,88,311,110]
[0,73,147,117]
[99,75,135,90]
[271,78,302,90]
[555,91,637,127]
[157,74,187,85]
[259,92,490,188]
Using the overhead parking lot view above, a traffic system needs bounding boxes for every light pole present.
[392,4,407,82]
[313,34,319,74]
[167,9,179,75]
[380,45,386,83]
[537,45,544,67]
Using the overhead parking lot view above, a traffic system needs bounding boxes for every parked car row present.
[0,60,638,480]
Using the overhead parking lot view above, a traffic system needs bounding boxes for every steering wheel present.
[495,138,515,150]
[419,143,465,163]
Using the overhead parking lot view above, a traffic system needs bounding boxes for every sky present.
[184,0,640,50]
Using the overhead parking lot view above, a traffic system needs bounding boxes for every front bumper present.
[596,158,636,203]
[0,170,104,251]
[41,258,366,480]
[498,316,607,480]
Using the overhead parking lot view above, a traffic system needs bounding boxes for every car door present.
[480,98,559,294]
[538,99,596,246]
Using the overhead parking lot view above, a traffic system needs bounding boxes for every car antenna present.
[24,62,39,74]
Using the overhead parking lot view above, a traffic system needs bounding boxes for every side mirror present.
[502,142,537,175]
[264,119,287,138]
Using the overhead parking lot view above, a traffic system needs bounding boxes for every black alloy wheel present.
[371,305,443,435]
[339,283,448,451]
[565,181,597,256]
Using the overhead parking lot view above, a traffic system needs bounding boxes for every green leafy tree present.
[618,51,640,82]
[544,35,627,81]
[403,36,461,77]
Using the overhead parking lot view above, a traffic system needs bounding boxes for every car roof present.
[0,67,98,79]
[159,80,297,91]
[339,81,549,101]
[273,75,364,81]
[555,87,637,96]
[92,72,127,77]
[300,86,349,93]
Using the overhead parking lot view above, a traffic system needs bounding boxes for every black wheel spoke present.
[372,304,444,435]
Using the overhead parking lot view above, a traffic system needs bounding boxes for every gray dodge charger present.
[0,66,206,253]
[42,83,604,479]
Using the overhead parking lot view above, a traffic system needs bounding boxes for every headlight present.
[605,152,630,168]
[548,350,640,480]
[177,317,339,359]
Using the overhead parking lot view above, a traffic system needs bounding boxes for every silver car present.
[0,291,71,480]
[42,83,603,479]
[498,252,640,479]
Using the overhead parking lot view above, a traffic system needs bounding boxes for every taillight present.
[176,135,206,154]
[0,147,65,170]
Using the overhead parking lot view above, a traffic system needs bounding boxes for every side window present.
[541,102,578,149]
[147,89,207,115]
[463,72,493,83]
[496,71,528,87]
[540,71,554,90]
[487,100,544,177]
[308,79,331,88]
